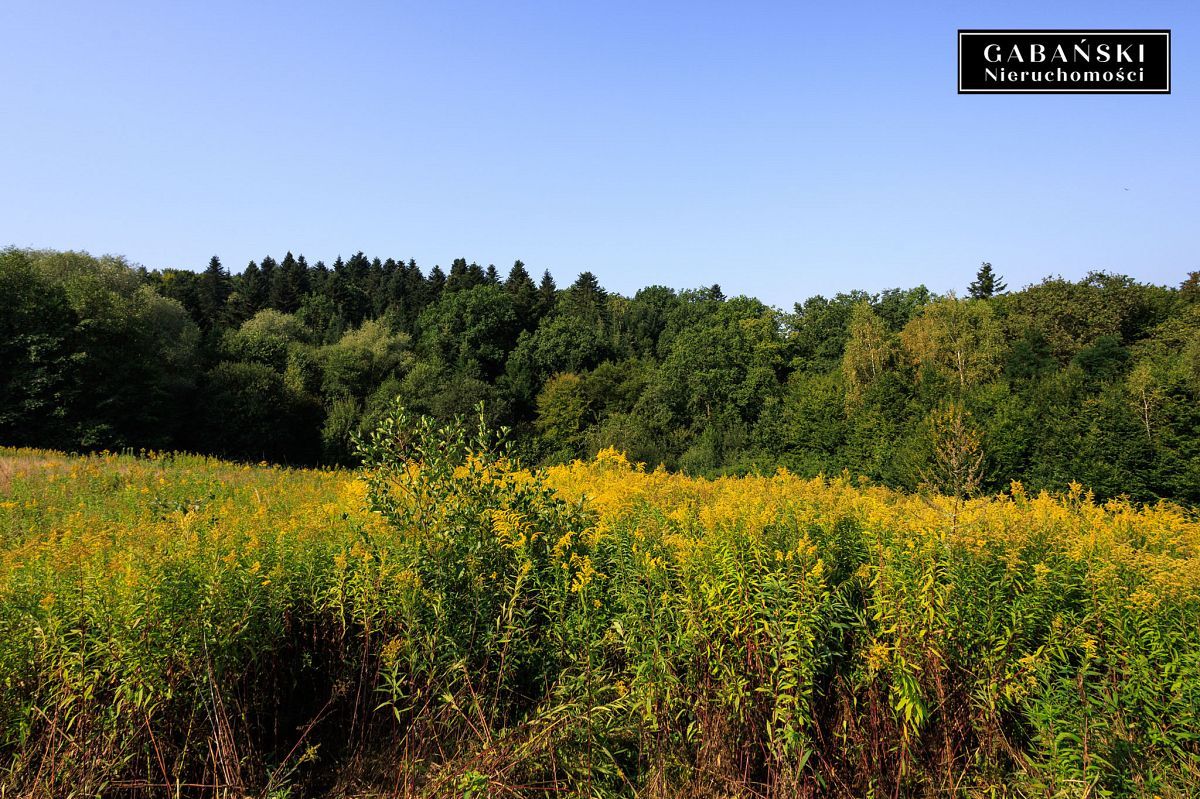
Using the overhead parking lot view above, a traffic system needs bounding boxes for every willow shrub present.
[2,407,1199,797]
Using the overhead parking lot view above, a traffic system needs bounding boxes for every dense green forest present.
[2,247,1198,502]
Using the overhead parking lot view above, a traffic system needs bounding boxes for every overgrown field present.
[2,412,1199,798]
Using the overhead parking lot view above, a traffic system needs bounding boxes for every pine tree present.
[968,262,1007,299]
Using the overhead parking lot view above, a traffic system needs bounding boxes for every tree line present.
[2,247,1198,503]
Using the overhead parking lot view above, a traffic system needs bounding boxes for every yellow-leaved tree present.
[900,294,1003,392]
[842,300,894,406]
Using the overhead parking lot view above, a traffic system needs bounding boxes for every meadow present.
[2,408,1199,798]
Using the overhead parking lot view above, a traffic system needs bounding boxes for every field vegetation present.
[2,407,1198,797]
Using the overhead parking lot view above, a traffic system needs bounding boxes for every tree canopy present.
[3,246,1198,504]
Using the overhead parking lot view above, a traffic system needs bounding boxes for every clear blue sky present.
[2,1,1196,306]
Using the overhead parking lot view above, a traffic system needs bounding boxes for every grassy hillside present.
[2,426,1199,797]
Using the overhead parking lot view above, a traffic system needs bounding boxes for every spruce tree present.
[969,262,1007,299]
[241,260,267,311]
[309,259,330,297]
[562,271,607,322]
[259,255,278,306]
[504,260,539,330]
[446,258,471,293]
[269,251,307,313]
[537,269,558,317]
[427,265,447,298]
[198,255,232,329]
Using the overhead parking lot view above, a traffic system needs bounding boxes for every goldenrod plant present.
[1,406,1198,797]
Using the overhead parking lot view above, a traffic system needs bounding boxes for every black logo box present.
[958,30,1170,94]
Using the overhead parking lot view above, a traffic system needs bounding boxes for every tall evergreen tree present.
[561,271,608,323]
[505,260,539,330]
[332,254,372,325]
[537,269,558,317]
[427,265,447,298]
[969,262,1007,299]
[346,252,371,287]
[445,258,488,293]
[197,255,232,330]
[309,259,330,296]
[259,255,278,310]
[239,260,267,313]
[297,254,312,291]
[368,257,386,310]
[269,251,307,313]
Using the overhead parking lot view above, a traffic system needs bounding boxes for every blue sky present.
[2,1,1196,305]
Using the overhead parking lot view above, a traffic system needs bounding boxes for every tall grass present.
[1,406,1198,797]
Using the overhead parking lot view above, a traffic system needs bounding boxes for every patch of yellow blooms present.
[2,445,1197,630]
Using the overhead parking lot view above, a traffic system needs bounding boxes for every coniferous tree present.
[239,260,267,313]
[968,262,1007,299]
[297,254,312,290]
[197,255,232,330]
[505,260,539,330]
[269,251,307,313]
[446,259,469,292]
[259,256,279,314]
[385,259,429,332]
[537,269,558,318]
[561,271,608,324]
[427,265,447,298]
[445,259,487,293]
[368,257,386,311]
[346,252,371,288]
[334,254,372,325]
[309,259,330,297]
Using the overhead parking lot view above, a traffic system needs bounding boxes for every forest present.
[2,246,1198,502]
